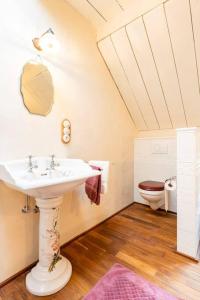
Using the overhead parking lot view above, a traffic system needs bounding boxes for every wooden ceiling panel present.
[126,18,172,129]
[98,37,147,130]
[87,0,122,21]
[143,5,187,128]
[66,0,105,27]
[116,0,133,10]
[111,28,159,130]
[165,0,200,127]
[66,0,200,130]
[190,0,200,101]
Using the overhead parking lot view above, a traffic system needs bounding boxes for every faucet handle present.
[50,154,60,169]
[50,154,55,170]
[27,155,38,172]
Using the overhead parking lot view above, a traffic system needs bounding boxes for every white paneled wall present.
[67,0,200,131]
[176,128,200,258]
[126,18,172,129]
[97,0,200,131]
[117,0,133,10]
[66,0,125,26]
[65,0,105,28]
[111,28,159,130]
[165,0,200,127]
[143,5,187,128]
[190,0,200,84]
[88,0,122,21]
[98,37,146,129]
[134,137,177,212]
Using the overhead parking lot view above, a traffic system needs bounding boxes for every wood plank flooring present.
[1,203,200,300]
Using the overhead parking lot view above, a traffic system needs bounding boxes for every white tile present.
[177,175,196,191]
[177,189,196,205]
[177,132,197,162]
[177,162,196,175]
[177,202,197,232]
[134,137,177,212]
[177,229,198,258]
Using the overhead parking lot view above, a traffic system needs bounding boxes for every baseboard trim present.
[0,201,134,289]
[0,261,37,289]
[176,250,199,262]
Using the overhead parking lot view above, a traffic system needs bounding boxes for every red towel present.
[85,165,102,205]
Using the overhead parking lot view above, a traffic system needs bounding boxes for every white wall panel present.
[176,128,200,258]
[66,0,105,27]
[165,0,200,126]
[144,6,187,128]
[134,137,177,212]
[111,28,159,130]
[117,0,133,10]
[89,0,122,21]
[67,0,200,131]
[190,0,200,90]
[97,0,167,40]
[126,18,172,129]
[98,37,147,130]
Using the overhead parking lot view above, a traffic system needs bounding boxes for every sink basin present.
[0,156,102,296]
[0,157,101,198]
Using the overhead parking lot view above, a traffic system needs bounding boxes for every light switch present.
[61,119,71,144]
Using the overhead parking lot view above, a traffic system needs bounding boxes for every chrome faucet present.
[50,154,60,170]
[28,155,38,173]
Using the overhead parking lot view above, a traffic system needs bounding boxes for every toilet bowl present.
[138,181,165,210]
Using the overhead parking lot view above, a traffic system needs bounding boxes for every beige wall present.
[0,0,136,283]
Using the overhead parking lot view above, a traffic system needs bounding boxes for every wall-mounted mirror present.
[21,61,54,116]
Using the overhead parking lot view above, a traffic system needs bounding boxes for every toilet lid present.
[138,181,164,191]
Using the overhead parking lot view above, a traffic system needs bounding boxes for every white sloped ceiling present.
[66,0,200,131]
[65,0,132,27]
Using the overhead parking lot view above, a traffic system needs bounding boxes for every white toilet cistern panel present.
[134,137,177,212]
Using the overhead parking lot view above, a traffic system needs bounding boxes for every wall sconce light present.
[32,28,59,52]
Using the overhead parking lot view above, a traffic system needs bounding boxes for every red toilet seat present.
[138,181,164,191]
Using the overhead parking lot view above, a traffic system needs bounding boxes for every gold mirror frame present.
[21,61,54,116]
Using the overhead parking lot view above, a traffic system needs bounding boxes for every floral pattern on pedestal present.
[26,196,72,296]
[45,207,62,272]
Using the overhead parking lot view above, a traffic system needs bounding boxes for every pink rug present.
[83,264,181,300]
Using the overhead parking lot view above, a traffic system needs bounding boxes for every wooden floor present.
[1,203,200,300]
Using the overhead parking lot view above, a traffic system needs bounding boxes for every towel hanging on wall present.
[85,165,102,205]
[89,160,110,194]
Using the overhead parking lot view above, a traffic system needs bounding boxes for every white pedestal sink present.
[0,157,101,296]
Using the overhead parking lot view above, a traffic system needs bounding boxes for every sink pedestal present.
[26,197,72,296]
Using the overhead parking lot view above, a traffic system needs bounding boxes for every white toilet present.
[138,181,165,210]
